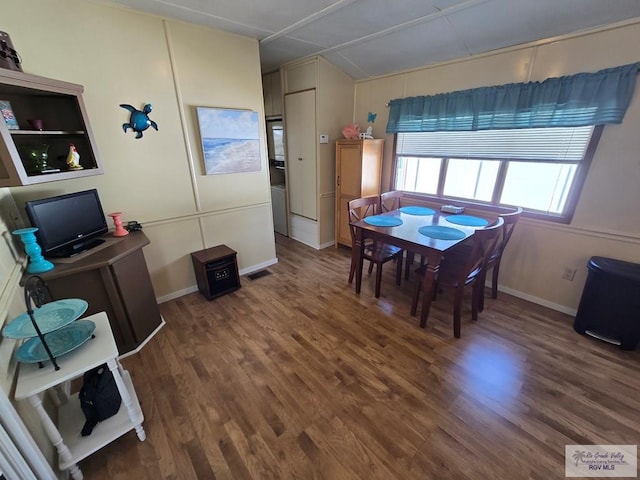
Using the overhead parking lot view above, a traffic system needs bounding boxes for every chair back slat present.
[348,196,381,242]
[451,217,504,286]
[381,191,404,212]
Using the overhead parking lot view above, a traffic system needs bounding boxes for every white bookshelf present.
[14,312,145,480]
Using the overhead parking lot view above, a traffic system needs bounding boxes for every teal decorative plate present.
[364,215,403,227]
[444,215,489,227]
[2,299,88,339]
[16,320,96,363]
[418,225,467,240]
[399,206,436,216]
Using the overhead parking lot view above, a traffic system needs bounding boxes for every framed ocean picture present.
[196,107,261,175]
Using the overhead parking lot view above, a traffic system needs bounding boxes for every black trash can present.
[574,256,640,350]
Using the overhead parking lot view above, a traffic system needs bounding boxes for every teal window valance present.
[386,62,640,133]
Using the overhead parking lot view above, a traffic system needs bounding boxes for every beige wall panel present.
[199,205,277,269]
[317,58,355,195]
[319,194,336,247]
[168,20,272,212]
[4,0,196,221]
[283,60,317,93]
[403,49,533,96]
[572,97,640,234]
[139,219,204,299]
[355,76,407,190]
[530,23,640,80]
[500,221,640,310]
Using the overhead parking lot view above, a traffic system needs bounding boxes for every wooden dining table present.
[350,207,487,329]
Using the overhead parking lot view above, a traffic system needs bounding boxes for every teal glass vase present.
[12,227,54,273]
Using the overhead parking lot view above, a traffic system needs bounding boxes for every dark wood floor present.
[79,234,640,479]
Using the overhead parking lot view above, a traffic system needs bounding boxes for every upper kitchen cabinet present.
[0,69,103,187]
[262,70,283,118]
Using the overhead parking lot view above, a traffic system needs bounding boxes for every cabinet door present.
[336,141,363,246]
[285,89,317,220]
[263,72,283,118]
[110,249,162,345]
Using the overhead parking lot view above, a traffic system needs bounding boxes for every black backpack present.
[79,364,122,436]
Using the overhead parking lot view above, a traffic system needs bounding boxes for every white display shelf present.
[15,312,145,480]
[57,370,143,470]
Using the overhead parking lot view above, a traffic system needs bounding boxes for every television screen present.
[25,189,108,258]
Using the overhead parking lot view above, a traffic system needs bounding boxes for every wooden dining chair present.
[410,217,504,338]
[381,190,424,279]
[348,196,403,298]
[479,207,522,311]
[380,190,404,212]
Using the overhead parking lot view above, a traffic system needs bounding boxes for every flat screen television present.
[25,189,109,258]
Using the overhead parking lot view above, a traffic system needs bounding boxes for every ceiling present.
[102,0,640,80]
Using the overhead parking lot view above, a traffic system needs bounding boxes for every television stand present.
[48,238,106,258]
[25,231,163,354]
[69,238,105,256]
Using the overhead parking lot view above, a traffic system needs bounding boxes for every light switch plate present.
[319,134,329,144]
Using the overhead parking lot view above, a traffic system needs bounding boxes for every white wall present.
[354,21,640,313]
[2,0,277,302]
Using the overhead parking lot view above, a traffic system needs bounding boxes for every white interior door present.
[284,89,317,220]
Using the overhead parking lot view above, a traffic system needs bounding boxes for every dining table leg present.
[353,228,364,294]
[419,251,443,328]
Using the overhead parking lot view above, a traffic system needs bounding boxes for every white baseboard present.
[119,316,167,359]
[239,257,278,276]
[156,257,279,304]
[157,286,199,304]
[494,284,578,316]
[319,240,335,249]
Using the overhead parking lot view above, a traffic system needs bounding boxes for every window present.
[393,126,602,222]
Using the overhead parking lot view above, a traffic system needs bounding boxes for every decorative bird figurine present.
[120,103,158,139]
[66,144,82,170]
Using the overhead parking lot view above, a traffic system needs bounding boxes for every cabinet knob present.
[298,157,303,161]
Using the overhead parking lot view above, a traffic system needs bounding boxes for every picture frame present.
[0,100,19,130]
[196,107,261,175]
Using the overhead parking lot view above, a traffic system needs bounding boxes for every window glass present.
[395,156,440,194]
[393,126,598,222]
[500,162,577,214]
[443,159,500,202]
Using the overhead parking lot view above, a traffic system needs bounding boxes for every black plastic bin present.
[574,256,640,350]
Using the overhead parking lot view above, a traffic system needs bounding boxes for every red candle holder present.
[108,212,129,237]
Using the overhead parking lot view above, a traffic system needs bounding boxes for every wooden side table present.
[191,245,241,300]
[14,312,145,480]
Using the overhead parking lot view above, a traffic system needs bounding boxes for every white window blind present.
[396,126,594,162]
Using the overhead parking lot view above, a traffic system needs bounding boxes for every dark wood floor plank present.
[78,234,640,479]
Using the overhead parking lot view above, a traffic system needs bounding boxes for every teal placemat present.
[399,206,436,216]
[418,225,466,240]
[445,215,489,227]
[364,215,403,227]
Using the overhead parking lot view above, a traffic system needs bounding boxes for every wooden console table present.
[15,312,145,480]
[28,231,163,354]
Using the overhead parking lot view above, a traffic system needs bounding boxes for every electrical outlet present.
[562,267,577,281]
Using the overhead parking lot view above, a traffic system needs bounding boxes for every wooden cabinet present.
[0,69,103,186]
[262,71,283,118]
[35,232,162,355]
[335,139,384,247]
[191,245,241,300]
[285,89,317,220]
